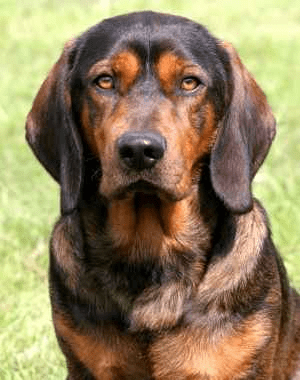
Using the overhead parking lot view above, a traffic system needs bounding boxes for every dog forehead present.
[73,11,222,75]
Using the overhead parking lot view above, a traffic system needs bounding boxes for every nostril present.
[120,146,134,160]
[144,146,162,160]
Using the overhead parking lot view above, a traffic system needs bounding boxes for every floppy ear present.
[26,39,83,215]
[210,42,276,213]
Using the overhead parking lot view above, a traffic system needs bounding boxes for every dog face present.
[75,15,228,204]
[26,12,276,215]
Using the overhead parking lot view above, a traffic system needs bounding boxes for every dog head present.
[26,11,276,215]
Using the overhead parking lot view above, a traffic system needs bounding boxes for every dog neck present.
[105,188,214,263]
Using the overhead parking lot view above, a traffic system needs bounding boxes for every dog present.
[25,11,300,380]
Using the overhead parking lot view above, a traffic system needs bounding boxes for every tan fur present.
[151,313,271,379]
[198,203,268,302]
[51,220,81,291]
[53,311,150,379]
[108,193,211,261]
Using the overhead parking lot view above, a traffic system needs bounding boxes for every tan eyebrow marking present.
[88,51,141,94]
[156,52,186,94]
[112,51,141,93]
[156,52,210,94]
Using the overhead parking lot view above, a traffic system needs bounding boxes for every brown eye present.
[95,75,114,90]
[181,77,201,92]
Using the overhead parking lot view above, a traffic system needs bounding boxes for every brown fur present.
[25,12,300,380]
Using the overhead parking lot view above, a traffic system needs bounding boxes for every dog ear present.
[26,39,83,215]
[210,42,276,213]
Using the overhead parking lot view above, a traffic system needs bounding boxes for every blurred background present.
[0,0,299,377]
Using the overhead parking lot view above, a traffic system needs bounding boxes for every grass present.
[1,0,300,377]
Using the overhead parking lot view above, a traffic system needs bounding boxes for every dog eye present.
[94,75,115,90]
[181,77,202,92]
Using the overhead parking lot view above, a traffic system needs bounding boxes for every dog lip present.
[128,180,159,194]
[112,180,160,198]
[110,180,181,202]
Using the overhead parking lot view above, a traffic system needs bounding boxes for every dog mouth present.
[110,180,180,202]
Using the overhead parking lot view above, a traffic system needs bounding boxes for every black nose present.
[118,132,166,171]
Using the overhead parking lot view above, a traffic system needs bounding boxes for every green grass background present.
[1,0,299,377]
